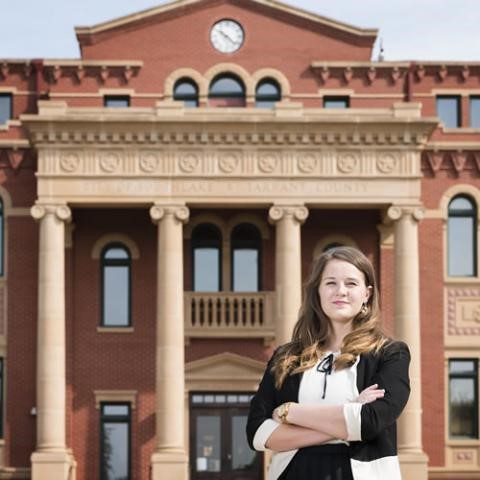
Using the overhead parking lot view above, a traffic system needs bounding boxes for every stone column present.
[387,205,429,480]
[150,204,190,480]
[30,204,73,480]
[268,205,308,344]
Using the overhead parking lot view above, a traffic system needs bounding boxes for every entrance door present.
[190,393,262,480]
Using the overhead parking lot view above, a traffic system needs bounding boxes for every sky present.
[0,0,479,61]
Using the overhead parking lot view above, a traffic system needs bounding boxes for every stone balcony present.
[184,291,276,343]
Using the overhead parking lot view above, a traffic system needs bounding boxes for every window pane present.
[450,360,476,375]
[194,248,220,292]
[103,405,129,416]
[102,422,129,480]
[450,378,477,437]
[175,81,197,96]
[104,248,129,260]
[233,249,258,292]
[196,416,221,472]
[437,97,460,128]
[210,77,244,96]
[448,217,475,276]
[232,415,256,470]
[324,97,349,108]
[470,97,480,128]
[450,197,474,212]
[0,95,11,124]
[105,96,130,107]
[103,266,129,326]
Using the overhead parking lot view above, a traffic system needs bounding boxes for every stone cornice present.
[21,101,438,148]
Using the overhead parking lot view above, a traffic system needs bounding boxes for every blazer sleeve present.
[246,355,279,451]
[344,340,411,442]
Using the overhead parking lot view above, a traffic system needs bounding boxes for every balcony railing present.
[184,291,275,342]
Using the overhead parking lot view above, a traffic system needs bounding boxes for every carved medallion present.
[297,153,317,173]
[60,153,80,173]
[139,153,158,173]
[377,153,398,174]
[100,153,120,173]
[218,153,239,174]
[337,153,358,174]
[258,153,278,173]
[179,153,199,173]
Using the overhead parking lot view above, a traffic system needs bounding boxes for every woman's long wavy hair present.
[271,246,388,389]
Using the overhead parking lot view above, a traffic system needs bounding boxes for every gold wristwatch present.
[278,402,292,424]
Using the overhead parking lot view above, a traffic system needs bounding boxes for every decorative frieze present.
[423,150,480,175]
[38,148,420,178]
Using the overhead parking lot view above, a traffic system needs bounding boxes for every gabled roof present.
[75,0,377,45]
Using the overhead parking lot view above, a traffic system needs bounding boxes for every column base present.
[151,450,188,480]
[399,451,429,480]
[31,450,74,480]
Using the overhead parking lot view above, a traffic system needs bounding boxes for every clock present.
[210,19,244,53]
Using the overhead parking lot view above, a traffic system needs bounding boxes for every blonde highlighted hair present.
[271,246,388,389]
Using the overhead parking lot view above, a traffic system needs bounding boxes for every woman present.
[246,246,410,480]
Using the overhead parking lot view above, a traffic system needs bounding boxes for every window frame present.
[448,359,479,439]
[230,223,262,292]
[469,95,480,128]
[104,95,130,108]
[436,95,461,129]
[447,194,477,277]
[208,74,246,107]
[323,96,350,109]
[191,224,222,292]
[0,93,13,124]
[255,78,281,108]
[173,78,199,107]
[100,402,131,480]
[100,243,132,327]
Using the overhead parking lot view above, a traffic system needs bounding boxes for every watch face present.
[210,19,244,53]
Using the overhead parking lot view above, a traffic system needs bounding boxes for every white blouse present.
[253,352,361,480]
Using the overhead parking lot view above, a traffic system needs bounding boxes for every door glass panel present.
[196,416,221,472]
[231,415,256,470]
[102,422,129,480]
[194,248,220,291]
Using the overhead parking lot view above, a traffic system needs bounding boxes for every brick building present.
[0,0,479,479]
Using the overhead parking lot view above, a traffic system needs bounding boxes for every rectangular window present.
[436,96,461,128]
[470,96,480,128]
[101,403,131,480]
[449,359,478,438]
[323,96,349,108]
[0,94,12,124]
[104,96,130,108]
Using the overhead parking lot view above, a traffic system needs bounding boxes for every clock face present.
[210,19,244,53]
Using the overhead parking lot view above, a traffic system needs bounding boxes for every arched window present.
[255,78,281,108]
[173,78,199,107]
[448,195,477,276]
[323,242,344,252]
[101,244,131,327]
[231,223,261,292]
[208,74,245,107]
[192,224,222,291]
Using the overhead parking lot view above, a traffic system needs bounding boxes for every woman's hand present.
[357,384,385,404]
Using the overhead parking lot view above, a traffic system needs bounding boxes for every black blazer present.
[247,340,410,465]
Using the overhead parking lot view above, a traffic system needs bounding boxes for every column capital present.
[268,205,309,225]
[149,204,190,225]
[385,204,425,224]
[30,204,72,223]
